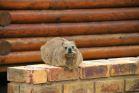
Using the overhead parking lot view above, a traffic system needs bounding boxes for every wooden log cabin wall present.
[0,0,139,72]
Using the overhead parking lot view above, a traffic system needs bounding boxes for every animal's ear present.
[62,42,65,46]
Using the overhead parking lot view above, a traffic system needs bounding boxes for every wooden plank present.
[3,8,139,23]
[0,20,139,38]
[0,45,139,65]
[1,33,139,51]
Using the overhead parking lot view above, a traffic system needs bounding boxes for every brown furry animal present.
[40,37,83,70]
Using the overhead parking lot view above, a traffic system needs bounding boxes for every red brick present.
[125,77,139,92]
[46,66,79,81]
[29,64,79,81]
[79,60,109,79]
[109,59,137,76]
[95,79,124,93]
[8,64,79,84]
[64,81,94,93]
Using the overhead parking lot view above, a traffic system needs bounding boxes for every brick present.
[79,60,109,79]
[125,78,139,92]
[7,66,27,83]
[19,83,62,93]
[64,81,94,93]
[8,64,79,83]
[29,64,79,81]
[20,83,33,93]
[109,57,139,74]
[7,66,47,84]
[46,66,79,81]
[95,79,124,93]
[8,83,20,93]
[109,59,137,76]
[33,84,62,93]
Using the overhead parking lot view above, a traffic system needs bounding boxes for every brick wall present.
[7,57,139,93]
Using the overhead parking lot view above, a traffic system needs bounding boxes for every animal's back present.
[41,37,66,65]
[41,37,83,70]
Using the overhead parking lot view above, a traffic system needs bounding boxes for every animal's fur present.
[40,37,83,70]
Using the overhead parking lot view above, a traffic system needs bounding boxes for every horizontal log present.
[0,20,139,38]
[1,45,139,64]
[1,33,139,51]
[81,46,139,59]
[0,0,139,10]
[0,51,41,65]
[4,8,139,23]
[0,11,11,26]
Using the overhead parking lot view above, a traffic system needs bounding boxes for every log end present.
[0,40,11,55]
[0,11,11,26]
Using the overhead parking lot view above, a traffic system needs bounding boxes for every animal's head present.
[62,41,76,54]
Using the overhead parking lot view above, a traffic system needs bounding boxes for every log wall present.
[0,0,139,72]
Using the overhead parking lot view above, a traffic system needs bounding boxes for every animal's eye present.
[72,46,74,49]
[65,47,67,49]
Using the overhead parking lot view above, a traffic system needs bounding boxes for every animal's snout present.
[68,48,72,53]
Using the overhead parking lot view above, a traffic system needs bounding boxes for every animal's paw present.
[64,66,74,72]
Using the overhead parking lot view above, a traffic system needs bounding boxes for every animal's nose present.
[68,48,72,53]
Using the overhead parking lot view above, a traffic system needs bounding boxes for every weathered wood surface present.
[1,33,139,51]
[1,45,139,65]
[3,8,139,23]
[0,21,139,38]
